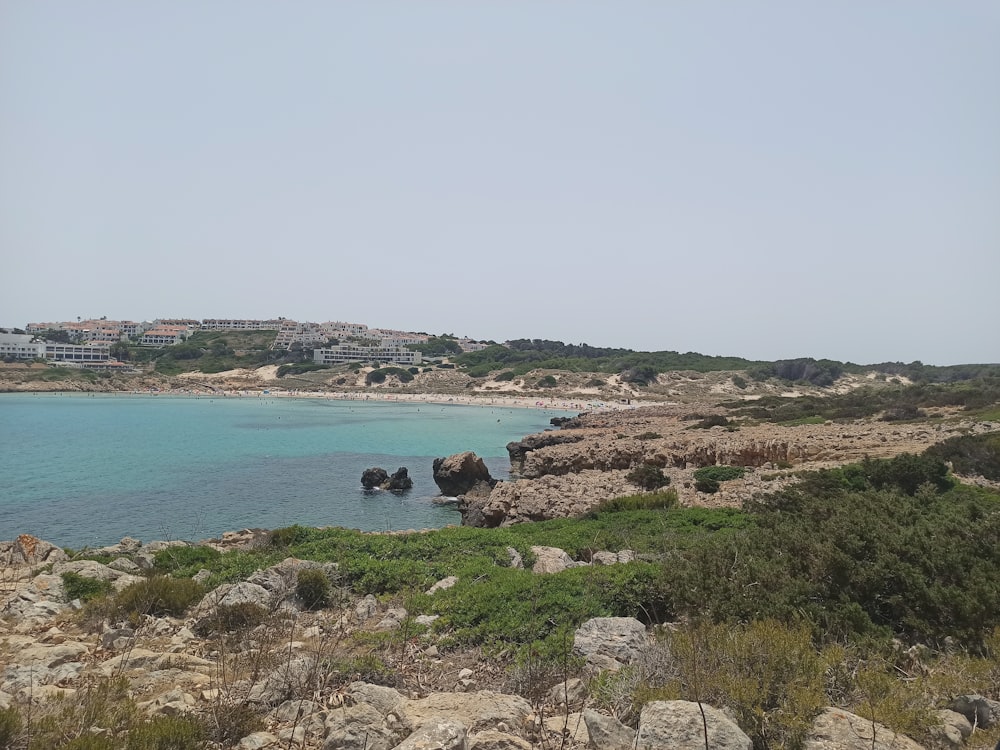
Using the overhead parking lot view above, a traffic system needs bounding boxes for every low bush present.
[595,489,677,513]
[635,431,661,440]
[0,707,20,748]
[535,375,557,388]
[152,545,221,576]
[624,463,671,491]
[494,370,516,382]
[693,465,746,482]
[270,524,313,548]
[296,568,331,610]
[126,715,208,749]
[111,576,205,621]
[694,477,720,493]
[688,414,733,430]
[193,602,269,637]
[925,431,1000,481]
[62,571,113,602]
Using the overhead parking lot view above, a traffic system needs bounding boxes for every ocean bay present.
[0,393,567,548]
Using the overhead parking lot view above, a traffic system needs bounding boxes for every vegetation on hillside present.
[454,340,1000,385]
[8,453,1000,749]
[724,375,1000,423]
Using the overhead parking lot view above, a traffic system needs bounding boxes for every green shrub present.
[62,571,113,602]
[193,602,269,637]
[297,568,331,610]
[535,375,557,388]
[112,576,205,620]
[661,620,828,750]
[126,714,208,749]
[694,477,720,493]
[152,545,221,576]
[596,489,677,513]
[494,370,516,382]
[688,414,733,430]
[635,431,662,440]
[62,737,117,750]
[0,706,21,748]
[693,465,746,482]
[625,463,671,491]
[731,375,748,389]
[270,524,312,548]
[925,431,1000,481]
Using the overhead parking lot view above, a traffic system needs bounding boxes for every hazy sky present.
[2,2,998,365]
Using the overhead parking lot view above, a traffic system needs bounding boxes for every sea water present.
[0,394,569,548]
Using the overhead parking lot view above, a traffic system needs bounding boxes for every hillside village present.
[0,317,490,372]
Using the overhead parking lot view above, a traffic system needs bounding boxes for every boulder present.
[583,709,635,750]
[636,700,752,750]
[506,433,584,474]
[426,576,458,595]
[530,546,583,575]
[468,730,533,750]
[949,694,1000,729]
[362,467,390,489]
[404,691,532,736]
[546,678,588,709]
[543,712,589,745]
[393,719,467,750]
[323,683,411,750]
[433,452,495,497]
[2,535,68,567]
[803,707,925,750]
[362,467,413,491]
[386,467,413,491]
[573,617,648,671]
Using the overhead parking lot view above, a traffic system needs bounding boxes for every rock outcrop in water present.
[361,467,413,491]
[431,451,496,497]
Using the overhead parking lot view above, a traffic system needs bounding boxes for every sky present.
[1,2,998,366]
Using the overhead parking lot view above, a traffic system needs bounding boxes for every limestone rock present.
[546,678,587,709]
[355,594,378,623]
[573,617,648,671]
[238,732,280,749]
[636,700,752,750]
[393,719,467,750]
[949,694,1000,729]
[362,467,390,489]
[803,707,924,750]
[468,730,532,750]
[2,535,68,567]
[195,581,274,617]
[583,709,635,750]
[386,467,413,491]
[530,546,583,575]
[543,712,589,746]
[934,709,973,739]
[404,691,532,736]
[426,576,458,595]
[376,608,408,630]
[433,452,495,497]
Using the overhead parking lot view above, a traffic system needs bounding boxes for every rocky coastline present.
[4,531,993,750]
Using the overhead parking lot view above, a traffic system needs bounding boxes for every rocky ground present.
[3,534,995,750]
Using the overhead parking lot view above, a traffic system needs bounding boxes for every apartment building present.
[200,318,284,331]
[140,326,190,347]
[45,343,111,362]
[0,333,44,359]
[314,344,421,367]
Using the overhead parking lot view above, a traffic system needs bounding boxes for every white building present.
[201,318,284,331]
[140,327,190,347]
[0,333,44,360]
[314,344,421,367]
[45,343,111,362]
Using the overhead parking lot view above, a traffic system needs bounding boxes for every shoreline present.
[0,386,654,413]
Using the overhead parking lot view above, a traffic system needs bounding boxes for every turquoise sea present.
[0,394,569,549]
